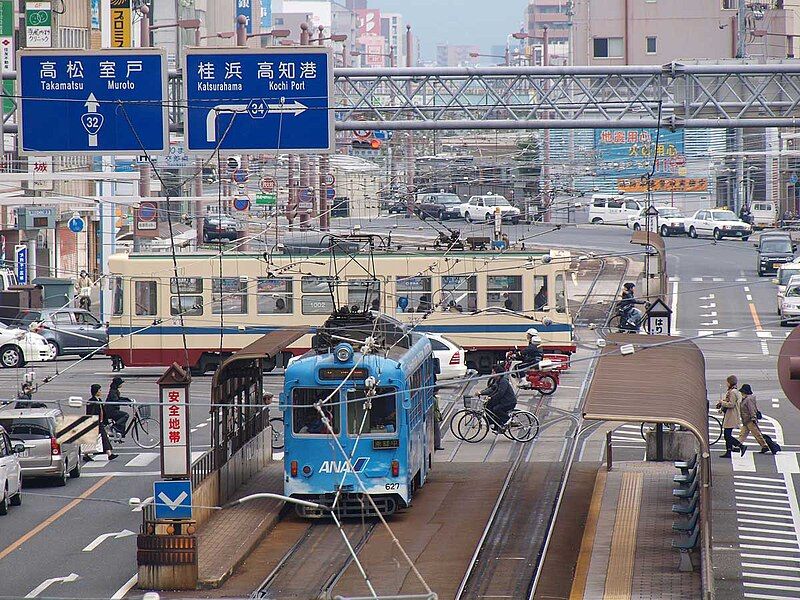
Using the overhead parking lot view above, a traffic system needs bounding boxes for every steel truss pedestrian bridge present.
[332,62,800,130]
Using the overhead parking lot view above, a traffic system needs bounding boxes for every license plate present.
[18,450,29,458]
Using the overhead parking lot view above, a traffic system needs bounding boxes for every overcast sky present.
[368,0,528,61]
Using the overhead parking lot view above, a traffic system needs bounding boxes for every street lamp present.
[351,45,396,67]
[468,51,510,66]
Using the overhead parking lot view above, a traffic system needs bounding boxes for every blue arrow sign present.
[153,480,192,520]
[184,47,334,153]
[68,216,85,233]
[18,49,168,155]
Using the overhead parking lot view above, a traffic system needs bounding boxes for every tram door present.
[129,278,163,366]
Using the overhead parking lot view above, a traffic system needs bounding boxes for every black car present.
[203,214,240,243]
[414,193,463,221]
[757,232,796,276]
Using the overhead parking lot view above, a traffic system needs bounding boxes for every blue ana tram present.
[281,311,437,517]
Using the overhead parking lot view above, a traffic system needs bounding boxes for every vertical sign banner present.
[25,1,51,48]
[0,0,14,115]
[28,155,54,190]
[260,0,271,29]
[236,0,253,35]
[109,0,131,48]
[90,0,100,30]
[160,386,190,478]
[14,244,27,284]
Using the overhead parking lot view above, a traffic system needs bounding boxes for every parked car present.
[627,205,686,237]
[685,209,752,240]
[756,231,796,276]
[0,424,23,514]
[202,214,240,243]
[589,194,644,225]
[414,193,463,221]
[11,308,108,360]
[0,321,51,368]
[774,266,800,314]
[459,194,521,224]
[0,409,81,486]
[781,281,800,325]
[386,198,415,215]
[427,333,468,380]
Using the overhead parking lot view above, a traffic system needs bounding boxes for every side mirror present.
[12,443,25,454]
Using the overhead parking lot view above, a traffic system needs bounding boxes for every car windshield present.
[762,238,793,253]
[0,418,52,439]
[13,310,41,327]
[435,195,461,205]
[484,197,510,206]
[780,269,800,285]
[658,208,684,218]
[787,286,800,298]
[711,211,739,221]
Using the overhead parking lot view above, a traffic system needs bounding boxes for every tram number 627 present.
[385,483,400,491]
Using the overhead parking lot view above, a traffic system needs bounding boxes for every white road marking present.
[25,574,79,598]
[727,332,741,338]
[82,529,135,552]
[701,320,719,326]
[110,574,138,600]
[736,475,786,483]
[713,277,724,282]
[196,422,208,428]
[776,453,800,474]
[671,280,679,332]
[698,330,714,337]
[761,341,770,356]
[700,311,718,317]
[743,562,800,570]
[124,453,158,467]
[700,303,716,309]
[691,277,703,282]
[756,331,773,338]
[742,553,800,562]
[746,295,753,301]
[737,277,748,282]
[744,286,751,292]
[82,471,160,477]
[732,450,757,471]
[744,572,800,582]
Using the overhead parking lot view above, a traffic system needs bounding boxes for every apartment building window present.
[646,36,657,54]
[593,37,624,59]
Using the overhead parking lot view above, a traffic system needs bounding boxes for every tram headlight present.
[334,343,354,363]
[302,465,313,477]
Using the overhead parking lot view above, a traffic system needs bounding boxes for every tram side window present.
[555,274,566,313]
[396,276,431,313]
[533,276,548,311]
[440,276,477,312]
[134,281,157,316]
[347,387,397,435]
[112,276,123,316]
[487,276,522,312]
[348,279,381,311]
[292,388,339,434]
[302,276,335,315]
[257,278,293,314]
[212,278,247,314]
[170,277,203,316]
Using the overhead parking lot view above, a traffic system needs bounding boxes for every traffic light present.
[352,139,381,150]
[226,156,240,171]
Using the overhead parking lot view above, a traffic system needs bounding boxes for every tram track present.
[572,256,630,327]
[251,519,377,600]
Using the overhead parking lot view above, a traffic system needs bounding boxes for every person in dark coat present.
[479,364,517,431]
[105,377,130,436]
[84,383,117,461]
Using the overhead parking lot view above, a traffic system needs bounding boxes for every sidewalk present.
[570,462,702,600]
[196,462,284,589]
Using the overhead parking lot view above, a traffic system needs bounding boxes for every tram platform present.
[569,461,702,600]
[196,462,284,589]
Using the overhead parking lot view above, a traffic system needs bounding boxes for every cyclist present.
[479,364,517,433]
[105,376,130,437]
[75,270,93,311]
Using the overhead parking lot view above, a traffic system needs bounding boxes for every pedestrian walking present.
[83,383,117,462]
[717,375,746,458]
[736,384,769,453]
[433,393,444,450]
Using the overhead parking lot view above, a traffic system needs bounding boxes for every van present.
[589,195,644,225]
[756,231,795,276]
[750,201,777,229]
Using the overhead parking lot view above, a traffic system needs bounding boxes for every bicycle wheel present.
[505,410,540,442]
[131,417,159,449]
[449,409,471,439]
[269,417,285,451]
[708,415,723,445]
[456,410,488,442]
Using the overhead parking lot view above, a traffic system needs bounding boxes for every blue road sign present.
[14,245,27,285]
[374,130,392,141]
[792,173,798,185]
[68,216,85,233]
[233,196,250,211]
[299,188,314,202]
[18,49,168,155]
[232,168,248,184]
[184,47,334,153]
[153,480,192,520]
[326,188,335,200]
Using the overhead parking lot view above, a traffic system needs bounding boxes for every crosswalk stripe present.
[125,453,158,467]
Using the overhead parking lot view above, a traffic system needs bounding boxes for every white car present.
[0,425,23,515]
[685,209,752,241]
[776,269,800,314]
[781,281,800,325]
[0,323,51,368]
[459,195,521,224]
[427,333,467,380]
[627,206,686,237]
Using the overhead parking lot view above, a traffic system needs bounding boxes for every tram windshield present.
[292,388,339,435]
[347,388,397,435]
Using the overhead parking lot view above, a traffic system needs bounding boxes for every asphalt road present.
[0,217,791,599]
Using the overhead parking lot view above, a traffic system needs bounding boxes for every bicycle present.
[105,400,159,449]
[639,414,723,446]
[269,416,284,451]
[449,395,540,443]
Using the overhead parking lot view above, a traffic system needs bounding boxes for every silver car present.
[0,409,81,486]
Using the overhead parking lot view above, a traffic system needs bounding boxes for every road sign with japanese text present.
[18,48,168,155]
[159,384,191,477]
[184,47,334,153]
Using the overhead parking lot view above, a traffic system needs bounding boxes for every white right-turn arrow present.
[25,573,79,598]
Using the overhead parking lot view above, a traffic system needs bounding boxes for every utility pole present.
[405,26,414,223]
[737,0,748,59]
[135,5,152,253]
